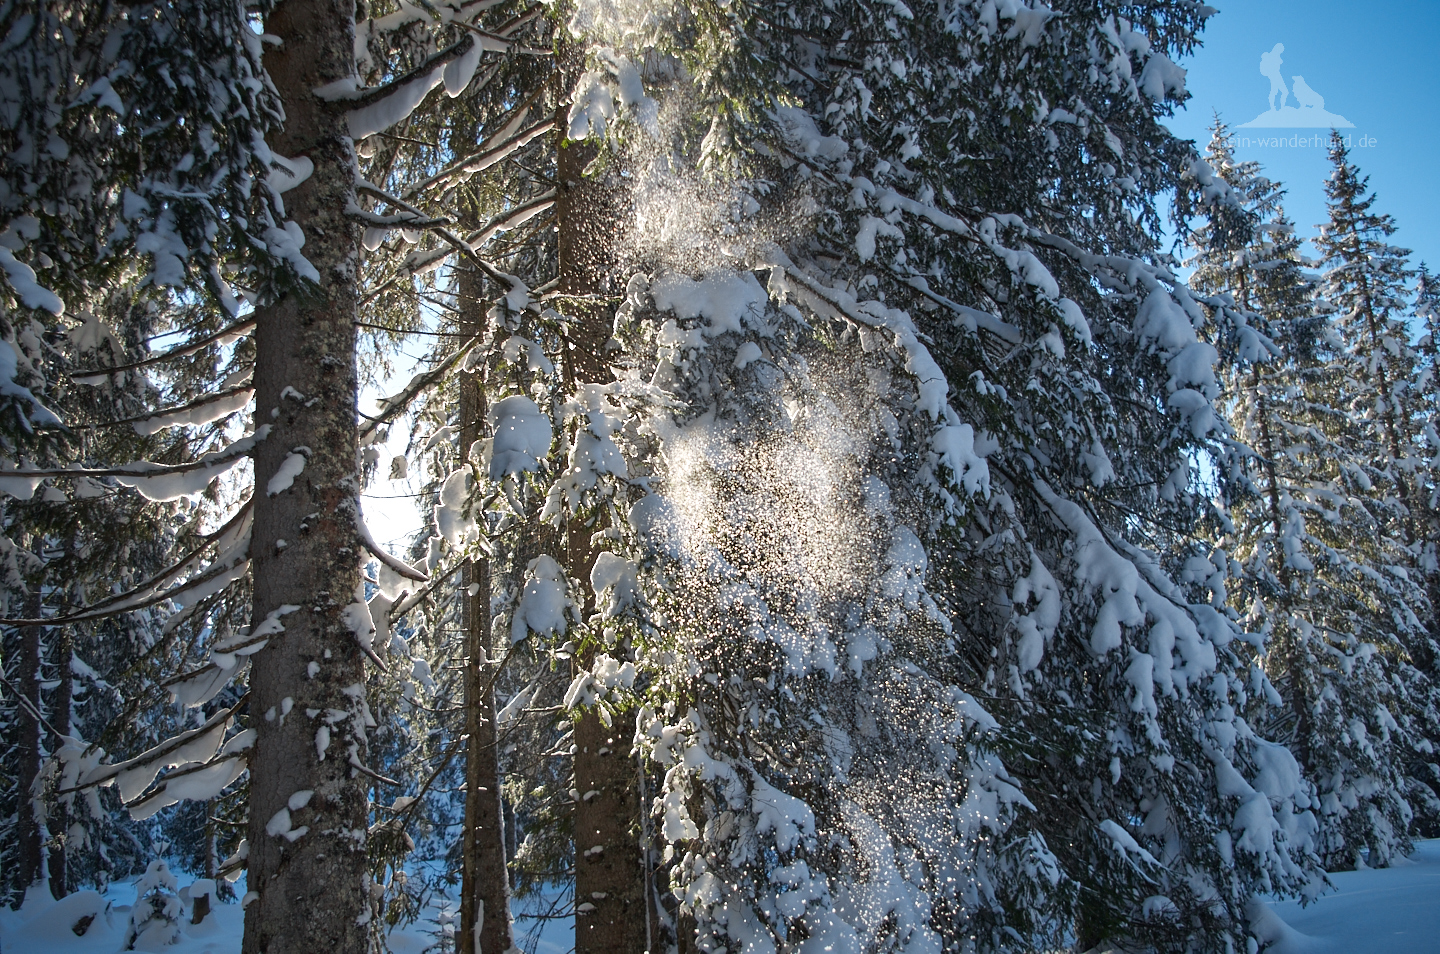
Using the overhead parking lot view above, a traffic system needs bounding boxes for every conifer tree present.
[1315,133,1419,543]
[771,8,1320,950]
[1189,124,1424,870]
[7,2,1440,951]
[1410,263,1440,832]
[0,0,283,907]
[1308,132,1434,860]
[539,3,1326,952]
[0,0,537,946]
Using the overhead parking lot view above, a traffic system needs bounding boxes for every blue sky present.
[1165,1,1440,272]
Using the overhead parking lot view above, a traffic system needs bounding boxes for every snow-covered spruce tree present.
[235,0,548,945]
[0,0,551,945]
[290,1,652,944]
[1185,124,1422,873]
[522,3,1327,953]
[342,4,578,946]
[454,13,1029,949]
[343,12,547,950]
[1410,263,1440,833]
[1315,133,1420,542]
[0,0,290,907]
[545,44,1018,948]
[334,6,722,945]
[1300,133,1439,857]
[0,287,225,905]
[693,4,1323,950]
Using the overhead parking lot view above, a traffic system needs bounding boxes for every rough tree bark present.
[1238,274,1312,772]
[458,261,516,954]
[14,590,43,899]
[557,104,652,953]
[194,797,215,924]
[46,622,71,899]
[241,0,369,949]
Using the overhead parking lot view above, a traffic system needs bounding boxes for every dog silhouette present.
[1291,76,1325,110]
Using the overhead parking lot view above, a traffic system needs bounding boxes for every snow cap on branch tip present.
[434,468,477,547]
[564,653,636,710]
[566,49,658,141]
[771,105,848,163]
[0,340,62,431]
[343,591,376,651]
[485,395,552,480]
[511,555,573,643]
[933,422,991,497]
[591,551,638,617]
[0,247,64,315]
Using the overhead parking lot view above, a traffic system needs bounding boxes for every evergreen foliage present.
[0,3,1437,954]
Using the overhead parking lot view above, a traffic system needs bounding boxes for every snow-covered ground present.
[1251,838,1440,953]
[0,870,573,954]
[3,842,1437,953]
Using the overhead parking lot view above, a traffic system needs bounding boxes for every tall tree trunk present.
[194,798,215,924]
[242,0,368,949]
[1238,274,1314,770]
[46,624,71,899]
[557,106,651,954]
[15,590,44,900]
[458,261,516,954]
[1344,251,1414,537]
[1253,376,1315,770]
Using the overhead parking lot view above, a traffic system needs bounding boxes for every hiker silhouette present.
[1239,43,1353,128]
[1261,43,1288,111]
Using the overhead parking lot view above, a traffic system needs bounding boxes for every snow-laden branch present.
[77,382,253,434]
[354,500,428,582]
[1030,479,1227,683]
[0,670,65,737]
[455,20,549,57]
[901,274,1022,344]
[57,694,254,820]
[481,3,547,46]
[0,504,252,626]
[319,35,478,140]
[70,314,256,382]
[401,88,553,199]
[1026,230,1179,296]
[0,426,265,513]
[346,203,452,230]
[118,426,268,500]
[452,195,555,255]
[0,246,64,315]
[162,603,297,711]
[64,694,247,796]
[358,334,485,442]
[0,340,62,430]
[124,741,251,820]
[69,503,249,612]
[407,116,553,198]
[771,263,953,416]
[353,0,527,62]
[379,194,554,289]
[381,545,481,633]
